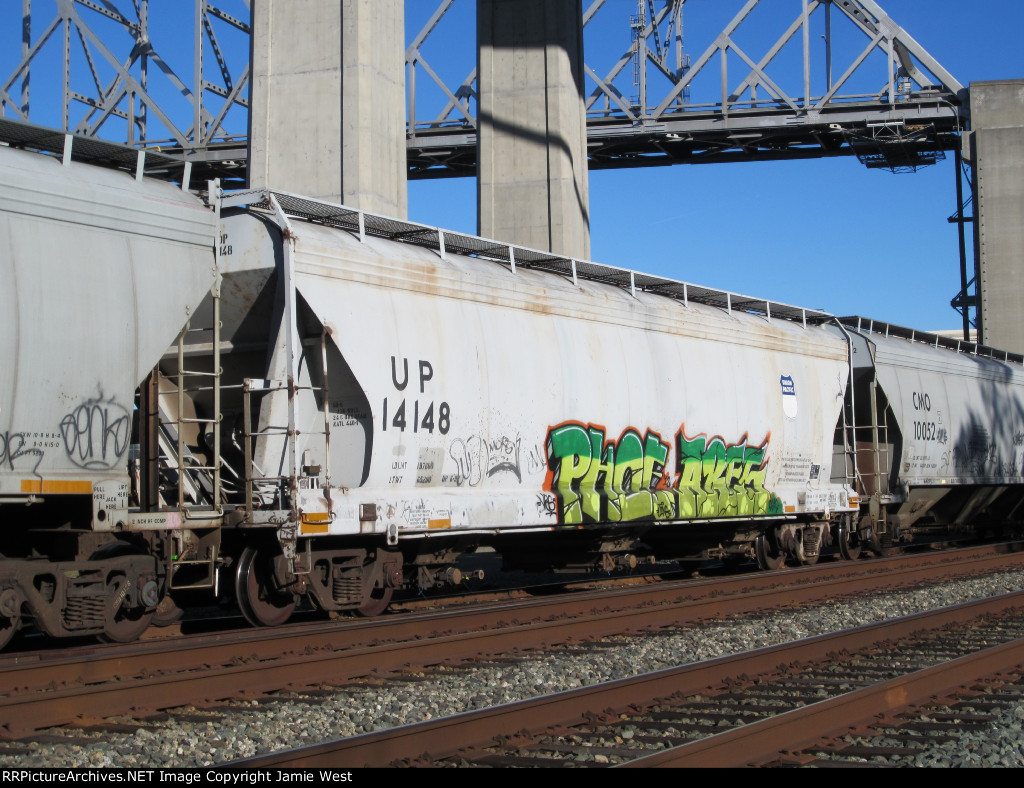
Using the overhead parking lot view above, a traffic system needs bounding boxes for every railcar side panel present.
[864,332,1024,486]
[223,215,855,540]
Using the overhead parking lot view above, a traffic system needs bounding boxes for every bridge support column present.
[249,0,407,217]
[970,80,1024,352]
[477,0,590,258]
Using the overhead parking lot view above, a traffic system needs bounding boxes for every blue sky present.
[3,1,1022,333]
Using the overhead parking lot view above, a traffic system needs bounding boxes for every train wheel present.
[754,533,785,571]
[235,545,297,627]
[90,546,156,644]
[858,516,883,556]
[354,553,401,617]
[354,585,393,617]
[0,588,20,650]
[837,521,862,561]
[795,525,823,567]
[0,614,18,651]
[100,571,155,643]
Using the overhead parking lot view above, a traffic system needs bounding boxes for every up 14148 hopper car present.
[1,142,1022,649]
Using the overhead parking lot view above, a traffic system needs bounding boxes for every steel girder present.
[1,0,967,181]
[1,0,251,185]
[407,0,966,177]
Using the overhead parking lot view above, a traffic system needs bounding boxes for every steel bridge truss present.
[1,0,251,183]
[408,0,966,177]
[2,0,967,181]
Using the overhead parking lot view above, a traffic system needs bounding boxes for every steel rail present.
[2,543,1018,689]
[1,544,1021,738]
[619,637,1024,767]
[229,591,1024,768]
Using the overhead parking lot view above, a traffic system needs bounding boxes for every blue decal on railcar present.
[781,375,798,420]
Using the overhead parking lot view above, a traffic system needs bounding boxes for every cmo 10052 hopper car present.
[2,142,1023,649]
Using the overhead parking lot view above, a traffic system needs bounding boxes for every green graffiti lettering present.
[674,434,702,518]
[642,430,670,490]
[671,429,775,520]
[613,429,648,520]
[544,421,777,525]
[580,427,617,521]
[612,430,644,494]
[545,423,592,524]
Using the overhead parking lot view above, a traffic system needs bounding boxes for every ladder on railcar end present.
[139,290,228,593]
[168,291,224,515]
[844,376,892,543]
[241,329,334,570]
[836,386,858,501]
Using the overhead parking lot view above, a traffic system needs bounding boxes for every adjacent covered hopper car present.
[2,142,1023,649]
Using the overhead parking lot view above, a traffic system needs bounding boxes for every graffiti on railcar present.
[445,432,525,486]
[0,430,48,475]
[536,492,558,517]
[674,429,779,518]
[544,421,781,524]
[543,423,672,523]
[525,444,547,475]
[59,397,131,470]
[951,427,999,476]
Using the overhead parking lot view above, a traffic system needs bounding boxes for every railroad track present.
[232,591,1024,768]
[0,543,1021,748]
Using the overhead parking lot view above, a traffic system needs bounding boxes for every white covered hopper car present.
[1,142,1021,648]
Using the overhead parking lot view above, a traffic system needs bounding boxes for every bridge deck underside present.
[0,92,963,186]
[409,95,963,178]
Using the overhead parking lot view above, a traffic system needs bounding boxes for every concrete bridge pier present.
[969,79,1024,353]
[248,0,407,217]
[477,0,590,259]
